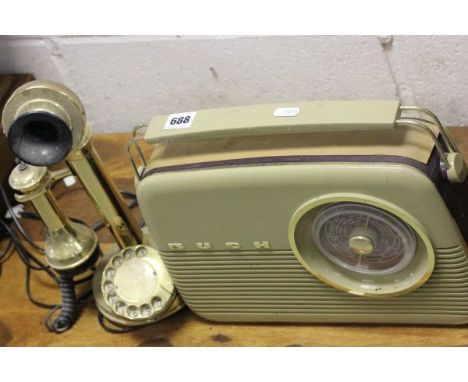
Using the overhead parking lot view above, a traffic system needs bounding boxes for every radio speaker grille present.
[161,245,468,324]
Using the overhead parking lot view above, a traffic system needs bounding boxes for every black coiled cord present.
[45,275,77,333]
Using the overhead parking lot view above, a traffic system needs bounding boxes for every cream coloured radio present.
[132,100,468,325]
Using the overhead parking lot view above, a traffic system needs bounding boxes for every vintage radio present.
[2,81,468,331]
[131,101,468,325]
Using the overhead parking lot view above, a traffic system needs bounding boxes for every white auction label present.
[164,111,197,129]
[273,107,300,117]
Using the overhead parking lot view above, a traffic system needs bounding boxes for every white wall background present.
[0,35,467,132]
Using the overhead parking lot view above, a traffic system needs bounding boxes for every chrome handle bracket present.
[127,124,149,181]
[398,106,466,183]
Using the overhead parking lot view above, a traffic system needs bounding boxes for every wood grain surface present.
[2,131,468,346]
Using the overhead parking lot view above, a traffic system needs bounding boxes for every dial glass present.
[312,203,417,275]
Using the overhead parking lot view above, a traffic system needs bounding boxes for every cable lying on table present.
[0,183,44,253]
[0,239,14,265]
[97,312,139,334]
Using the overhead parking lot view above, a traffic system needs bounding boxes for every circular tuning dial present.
[289,197,435,297]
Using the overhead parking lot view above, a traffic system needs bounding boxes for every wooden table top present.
[2,130,468,346]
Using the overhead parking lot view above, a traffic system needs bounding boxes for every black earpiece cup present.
[7,112,73,166]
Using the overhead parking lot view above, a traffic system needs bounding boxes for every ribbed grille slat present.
[161,247,468,320]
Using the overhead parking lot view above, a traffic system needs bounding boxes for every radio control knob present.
[349,235,374,256]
